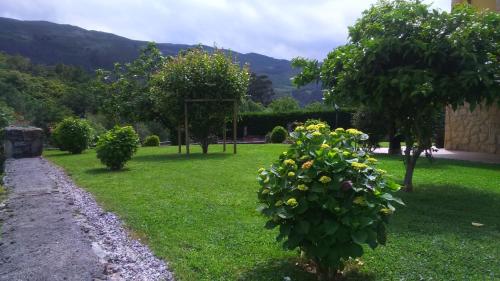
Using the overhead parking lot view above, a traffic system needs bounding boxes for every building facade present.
[445,0,499,154]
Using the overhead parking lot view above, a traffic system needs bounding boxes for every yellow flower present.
[295,125,305,131]
[302,160,314,169]
[319,176,332,184]
[380,208,393,215]
[367,157,378,163]
[351,162,368,170]
[284,159,296,166]
[343,151,350,157]
[312,131,322,137]
[286,198,298,207]
[376,168,387,174]
[261,189,270,195]
[297,184,308,191]
[299,155,310,161]
[288,171,295,177]
[346,128,362,136]
[275,200,283,207]
[321,143,330,149]
[317,123,326,129]
[306,124,318,131]
[353,196,366,205]
[258,168,265,173]
[329,132,338,137]
[335,127,345,132]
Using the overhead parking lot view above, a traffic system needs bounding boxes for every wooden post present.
[233,101,237,154]
[184,101,190,155]
[177,124,182,154]
[222,122,227,152]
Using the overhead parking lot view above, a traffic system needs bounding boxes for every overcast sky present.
[0,0,451,60]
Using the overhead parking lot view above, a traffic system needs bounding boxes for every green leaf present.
[297,220,310,234]
[265,220,278,229]
[351,230,368,244]
[324,220,339,235]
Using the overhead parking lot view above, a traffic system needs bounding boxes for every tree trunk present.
[403,142,423,192]
[388,124,401,155]
[201,139,209,154]
[403,158,415,192]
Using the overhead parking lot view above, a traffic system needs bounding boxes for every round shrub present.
[52,117,93,154]
[96,126,140,170]
[257,120,403,279]
[270,126,288,143]
[143,135,160,147]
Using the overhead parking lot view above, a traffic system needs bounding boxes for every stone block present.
[3,126,44,158]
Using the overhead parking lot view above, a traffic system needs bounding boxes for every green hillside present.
[0,17,322,105]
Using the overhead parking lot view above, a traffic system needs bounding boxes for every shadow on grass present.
[391,184,500,235]
[240,185,500,280]
[84,167,131,175]
[133,152,233,163]
[237,258,376,281]
[375,154,500,172]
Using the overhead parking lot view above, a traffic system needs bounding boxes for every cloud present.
[0,0,451,60]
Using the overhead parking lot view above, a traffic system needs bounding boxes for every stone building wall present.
[444,104,500,154]
[444,0,499,154]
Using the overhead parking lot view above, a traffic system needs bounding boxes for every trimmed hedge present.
[238,110,352,136]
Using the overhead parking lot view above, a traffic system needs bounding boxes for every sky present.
[0,0,451,60]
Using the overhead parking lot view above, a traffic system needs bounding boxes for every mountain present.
[0,17,322,104]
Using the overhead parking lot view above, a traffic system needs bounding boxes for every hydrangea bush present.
[257,120,403,280]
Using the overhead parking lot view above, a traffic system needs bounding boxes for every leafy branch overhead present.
[292,1,499,191]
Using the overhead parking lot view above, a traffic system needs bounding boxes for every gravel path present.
[0,157,174,281]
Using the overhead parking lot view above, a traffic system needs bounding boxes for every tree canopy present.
[150,48,249,153]
[293,0,500,191]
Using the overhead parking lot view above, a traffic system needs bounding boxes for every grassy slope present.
[45,145,500,281]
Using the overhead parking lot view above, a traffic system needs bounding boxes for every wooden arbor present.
[179,98,238,155]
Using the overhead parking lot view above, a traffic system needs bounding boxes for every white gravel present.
[46,158,175,281]
[1,157,174,281]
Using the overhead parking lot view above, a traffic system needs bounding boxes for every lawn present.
[45,144,500,281]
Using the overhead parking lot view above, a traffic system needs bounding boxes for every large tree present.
[150,48,249,154]
[248,73,275,105]
[293,1,499,191]
[268,96,300,112]
[97,42,165,124]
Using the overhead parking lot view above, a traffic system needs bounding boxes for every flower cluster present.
[257,119,402,274]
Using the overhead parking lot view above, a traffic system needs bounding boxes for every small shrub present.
[257,120,403,280]
[270,126,288,143]
[143,135,160,147]
[52,117,93,154]
[96,126,140,170]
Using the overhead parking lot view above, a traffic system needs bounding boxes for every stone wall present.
[3,126,44,158]
[444,104,500,154]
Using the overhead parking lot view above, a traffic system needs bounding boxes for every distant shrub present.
[143,135,160,147]
[270,126,288,143]
[257,120,403,279]
[96,126,140,170]
[52,117,93,154]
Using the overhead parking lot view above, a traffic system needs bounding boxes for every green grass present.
[45,144,500,281]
